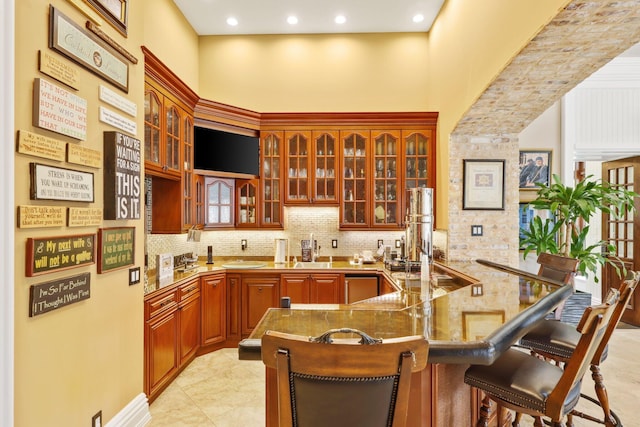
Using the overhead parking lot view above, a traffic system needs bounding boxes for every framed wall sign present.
[462,310,505,340]
[84,0,128,36]
[97,227,135,273]
[462,159,505,210]
[30,163,95,203]
[519,150,552,189]
[49,6,129,92]
[29,272,91,317]
[26,233,96,276]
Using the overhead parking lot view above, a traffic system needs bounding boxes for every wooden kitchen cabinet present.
[261,131,284,228]
[144,288,179,401]
[241,275,280,337]
[178,278,200,365]
[281,273,342,304]
[201,273,226,347]
[236,180,258,227]
[344,275,378,303]
[341,130,370,227]
[226,274,242,342]
[372,130,400,227]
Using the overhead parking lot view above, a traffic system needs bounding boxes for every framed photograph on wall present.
[462,159,505,210]
[519,150,552,189]
[84,0,129,36]
[462,311,505,340]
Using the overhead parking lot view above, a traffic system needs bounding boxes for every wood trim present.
[142,46,199,110]
[260,111,438,129]
[195,98,261,131]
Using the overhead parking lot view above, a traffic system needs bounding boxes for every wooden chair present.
[536,253,580,285]
[519,271,639,426]
[261,328,428,427]
[464,291,619,427]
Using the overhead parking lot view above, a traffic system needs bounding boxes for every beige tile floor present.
[148,326,639,426]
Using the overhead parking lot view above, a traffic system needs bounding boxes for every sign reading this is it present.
[103,131,141,219]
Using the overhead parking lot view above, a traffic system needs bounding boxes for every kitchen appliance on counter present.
[274,238,289,265]
[405,187,433,265]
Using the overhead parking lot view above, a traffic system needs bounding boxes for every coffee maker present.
[405,188,433,268]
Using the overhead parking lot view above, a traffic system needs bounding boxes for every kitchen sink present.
[293,261,333,269]
[220,260,266,269]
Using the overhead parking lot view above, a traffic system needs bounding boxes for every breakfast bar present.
[239,260,574,427]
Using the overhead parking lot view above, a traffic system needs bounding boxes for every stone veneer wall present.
[447,1,640,266]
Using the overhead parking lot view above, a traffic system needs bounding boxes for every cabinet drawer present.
[145,290,178,319]
[179,280,200,302]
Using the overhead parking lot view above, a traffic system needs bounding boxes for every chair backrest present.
[547,290,619,419]
[591,270,639,365]
[261,328,428,427]
[537,253,580,285]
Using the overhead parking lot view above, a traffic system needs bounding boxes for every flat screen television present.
[194,127,260,176]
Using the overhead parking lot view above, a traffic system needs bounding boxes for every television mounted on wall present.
[193,126,260,177]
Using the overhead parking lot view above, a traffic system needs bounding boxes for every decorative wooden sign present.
[16,130,66,162]
[49,6,129,93]
[29,272,91,317]
[38,50,79,89]
[98,227,134,273]
[67,143,102,168]
[84,0,129,37]
[103,131,141,219]
[18,206,66,228]
[26,233,95,276]
[68,207,103,227]
[99,106,137,135]
[33,78,88,140]
[30,163,94,202]
[87,22,137,63]
[99,85,136,116]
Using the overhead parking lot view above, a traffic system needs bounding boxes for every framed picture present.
[97,227,135,273]
[462,310,505,341]
[462,159,505,210]
[84,0,128,36]
[519,150,552,189]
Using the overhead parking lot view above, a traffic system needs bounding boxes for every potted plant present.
[520,174,637,282]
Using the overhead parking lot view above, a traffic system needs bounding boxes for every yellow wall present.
[14,1,145,425]
[143,0,200,92]
[198,33,430,112]
[425,0,571,226]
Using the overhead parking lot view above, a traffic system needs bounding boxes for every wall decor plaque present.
[26,233,95,276]
[18,205,66,228]
[67,143,102,168]
[38,50,79,89]
[99,84,136,116]
[103,131,141,219]
[99,106,136,135]
[33,78,88,140]
[29,272,91,317]
[87,22,137,64]
[30,163,94,202]
[68,207,103,227]
[98,227,134,273]
[16,130,66,162]
[84,0,128,36]
[49,5,129,92]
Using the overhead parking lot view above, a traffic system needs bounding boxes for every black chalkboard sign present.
[98,227,135,273]
[26,233,95,276]
[29,272,91,317]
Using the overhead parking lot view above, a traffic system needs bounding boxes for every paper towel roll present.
[274,239,287,264]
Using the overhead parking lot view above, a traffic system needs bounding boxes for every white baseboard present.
[105,393,151,427]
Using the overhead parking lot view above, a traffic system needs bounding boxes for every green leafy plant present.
[520,174,637,282]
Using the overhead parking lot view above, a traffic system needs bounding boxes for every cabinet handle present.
[212,283,218,287]
[258,287,263,291]
[184,286,196,293]
[160,299,171,307]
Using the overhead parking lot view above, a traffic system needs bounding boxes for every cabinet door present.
[281,274,310,304]
[285,131,311,203]
[147,310,179,397]
[242,276,279,336]
[261,131,283,227]
[340,130,370,227]
[201,274,226,346]
[310,274,342,304]
[164,101,182,175]
[345,276,378,303]
[372,130,401,227]
[312,131,339,204]
[144,86,162,169]
[226,274,241,342]
[179,294,200,365]
[204,177,234,228]
[236,180,259,227]
[183,116,195,228]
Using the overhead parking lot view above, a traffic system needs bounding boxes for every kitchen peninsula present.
[144,258,572,427]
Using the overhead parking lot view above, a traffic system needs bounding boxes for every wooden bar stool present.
[464,292,619,427]
[519,271,639,426]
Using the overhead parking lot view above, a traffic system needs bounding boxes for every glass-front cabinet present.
[341,130,369,227]
[312,131,338,204]
[285,131,310,203]
[372,131,400,227]
[236,180,258,226]
[404,129,434,190]
[261,131,283,227]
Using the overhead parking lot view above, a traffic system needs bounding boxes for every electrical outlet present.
[471,225,483,236]
[92,411,102,427]
[241,239,247,250]
[331,239,338,248]
[395,239,401,248]
[377,239,384,248]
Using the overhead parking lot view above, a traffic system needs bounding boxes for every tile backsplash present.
[146,206,447,270]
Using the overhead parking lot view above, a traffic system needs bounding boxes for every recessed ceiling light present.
[335,15,346,24]
[227,17,238,26]
[287,15,298,25]
[413,14,425,23]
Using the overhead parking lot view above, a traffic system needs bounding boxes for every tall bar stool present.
[464,292,619,427]
[261,328,428,427]
[519,271,639,426]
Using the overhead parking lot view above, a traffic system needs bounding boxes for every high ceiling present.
[173,0,446,36]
